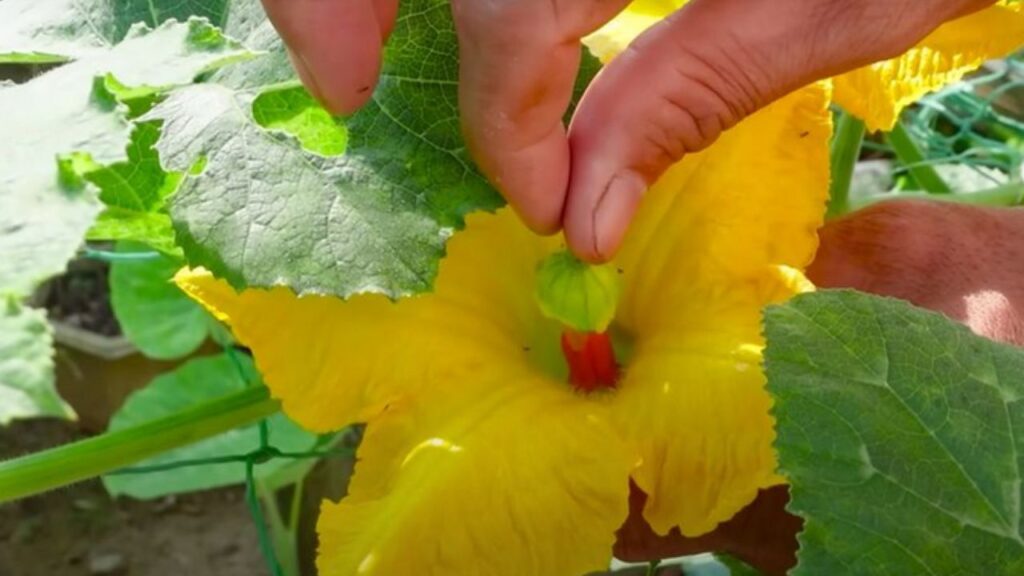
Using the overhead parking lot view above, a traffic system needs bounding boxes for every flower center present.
[560,330,619,392]
[533,248,623,392]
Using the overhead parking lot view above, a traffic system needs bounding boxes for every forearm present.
[808,201,1024,346]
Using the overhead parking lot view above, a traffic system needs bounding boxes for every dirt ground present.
[0,419,270,576]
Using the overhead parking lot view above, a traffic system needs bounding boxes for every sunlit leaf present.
[85,122,182,256]
[0,19,250,298]
[0,0,230,62]
[0,298,74,424]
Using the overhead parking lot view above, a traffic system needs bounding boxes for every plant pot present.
[35,257,199,433]
[51,324,180,433]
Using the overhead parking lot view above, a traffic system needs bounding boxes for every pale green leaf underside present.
[210,0,294,90]
[159,0,502,297]
[765,290,1024,575]
[0,18,250,297]
[0,0,229,62]
[0,298,74,424]
[103,353,317,499]
[110,244,208,360]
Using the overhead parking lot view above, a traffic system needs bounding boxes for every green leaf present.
[109,243,208,360]
[84,122,182,256]
[0,19,250,297]
[88,211,180,257]
[534,249,621,332]
[0,298,74,424]
[102,353,318,499]
[156,0,601,298]
[210,0,295,90]
[252,85,347,156]
[765,290,1024,575]
[0,0,230,62]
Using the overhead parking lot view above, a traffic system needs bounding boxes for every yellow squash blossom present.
[175,4,1022,575]
[179,85,830,574]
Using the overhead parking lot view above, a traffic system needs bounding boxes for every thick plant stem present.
[848,182,1024,212]
[827,112,866,219]
[0,386,278,503]
[887,122,953,194]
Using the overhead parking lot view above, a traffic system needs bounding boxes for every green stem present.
[288,478,305,531]
[0,387,278,503]
[887,122,953,194]
[645,560,661,576]
[827,113,866,219]
[81,247,161,262]
[248,464,283,576]
[849,182,1024,212]
[257,480,299,576]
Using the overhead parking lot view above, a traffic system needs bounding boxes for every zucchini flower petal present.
[834,2,1024,131]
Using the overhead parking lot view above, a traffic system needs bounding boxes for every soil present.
[0,419,269,576]
[41,257,121,338]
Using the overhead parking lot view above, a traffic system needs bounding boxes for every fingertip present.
[564,170,647,263]
[512,204,563,237]
[479,126,570,237]
[302,33,382,115]
[319,74,381,116]
[373,0,400,40]
[263,0,384,116]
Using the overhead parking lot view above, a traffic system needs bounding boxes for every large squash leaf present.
[765,290,1024,575]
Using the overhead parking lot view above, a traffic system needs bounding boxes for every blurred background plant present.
[845,53,1024,210]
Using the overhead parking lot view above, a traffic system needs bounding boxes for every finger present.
[262,0,396,114]
[374,0,400,40]
[451,0,631,234]
[563,0,996,262]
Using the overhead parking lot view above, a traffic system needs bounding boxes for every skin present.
[261,0,1023,571]
[261,0,996,261]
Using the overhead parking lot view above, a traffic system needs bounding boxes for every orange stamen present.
[560,330,619,392]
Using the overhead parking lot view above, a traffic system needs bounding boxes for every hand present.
[809,200,1024,346]
[614,200,1024,573]
[260,0,996,262]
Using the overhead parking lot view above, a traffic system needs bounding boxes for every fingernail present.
[592,171,647,261]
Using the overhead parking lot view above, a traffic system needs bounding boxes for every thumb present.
[563,0,992,262]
